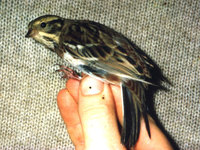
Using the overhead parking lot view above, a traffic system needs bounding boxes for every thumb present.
[78,76,125,150]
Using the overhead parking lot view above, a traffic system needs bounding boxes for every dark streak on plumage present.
[82,23,98,35]
[97,48,106,58]
[43,36,54,42]
[46,19,64,34]
[71,24,82,33]
[64,45,78,57]
[126,56,136,65]
[47,27,60,34]
[116,57,124,63]
[82,49,92,57]
[136,65,143,74]
[88,47,99,58]
[117,46,127,54]
[66,32,76,41]
[77,47,84,57]
[48,19,64,27]
[103,46,112,54]
[66,40,77,45]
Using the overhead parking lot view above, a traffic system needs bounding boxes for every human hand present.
[57,76,173,150]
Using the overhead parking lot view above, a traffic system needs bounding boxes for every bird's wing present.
[59,20,153,83]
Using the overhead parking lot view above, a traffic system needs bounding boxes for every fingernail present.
[81,77,104,96]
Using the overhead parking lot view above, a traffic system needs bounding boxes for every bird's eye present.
[41,22,46,28]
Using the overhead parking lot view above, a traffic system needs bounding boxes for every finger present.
[78,76,125,149]
[134,117,173,150]
[110,84,123,125]
[66,79,80,102]
[57,89,84,150]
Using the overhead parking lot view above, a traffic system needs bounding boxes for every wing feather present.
[59,20,153,82]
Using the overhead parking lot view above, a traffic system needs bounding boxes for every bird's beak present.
[25,29,36,38]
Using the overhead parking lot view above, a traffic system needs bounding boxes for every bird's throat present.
[33,31,60,50]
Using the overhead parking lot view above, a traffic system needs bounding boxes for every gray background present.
[0,0,199,149]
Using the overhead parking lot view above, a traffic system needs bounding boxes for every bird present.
[25,15,155,147]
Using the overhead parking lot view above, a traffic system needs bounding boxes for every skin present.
[57,76,173,150]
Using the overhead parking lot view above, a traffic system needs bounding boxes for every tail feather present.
[143,110,151,138]
[121,81,150,147]
[121,84,133,145]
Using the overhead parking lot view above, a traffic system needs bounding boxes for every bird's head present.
[25,15,64,50]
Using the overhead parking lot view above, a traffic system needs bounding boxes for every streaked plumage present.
[26,15,155,147]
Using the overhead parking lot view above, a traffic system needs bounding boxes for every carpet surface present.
[0,0,199,149]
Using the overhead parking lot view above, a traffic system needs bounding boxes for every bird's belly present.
[63,52,122,85]
[77,64,122,85]
[63,52,85,67]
